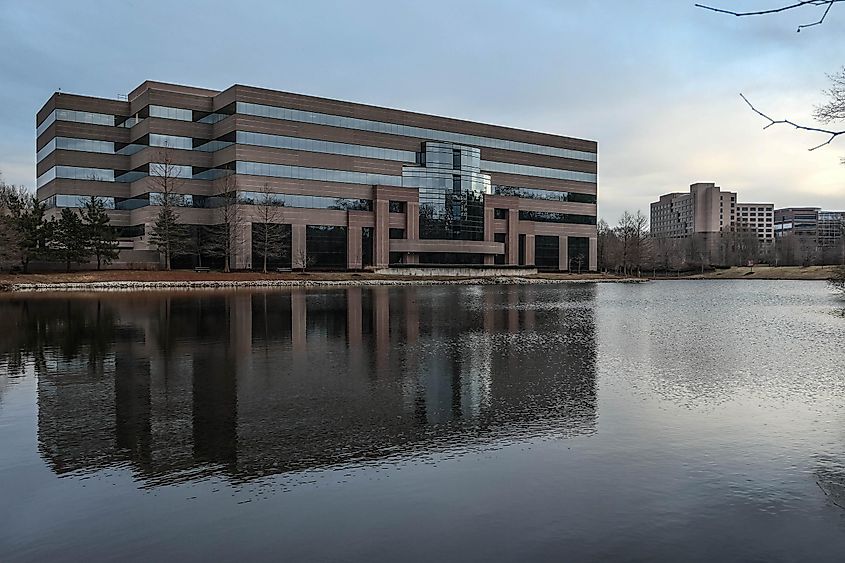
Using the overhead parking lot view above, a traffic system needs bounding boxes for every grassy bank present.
[686,265,838,280]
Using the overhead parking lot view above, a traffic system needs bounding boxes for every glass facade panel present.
[306,225,347,270]
[235,161,403,187]
[236,131,416,162]
[37,137,115,162]
[567,237,590,271]
[42,194,115,209]
[481,161,596,183]
[238,191,372,211]
[37,109,115,137]
[37,166,115,188]
[518,211,597,225]
[493,185,597,204]
[149,163,193,179]
[150,134,193,150]
[236,102,597,162]
[535,235,560,271]
[149,105,193,121]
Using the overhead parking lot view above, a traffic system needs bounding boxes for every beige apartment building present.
[650,182,737,238]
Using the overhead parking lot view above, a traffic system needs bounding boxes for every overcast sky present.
[0,0,842,223]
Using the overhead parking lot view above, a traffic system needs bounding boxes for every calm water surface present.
[1,281,844,561]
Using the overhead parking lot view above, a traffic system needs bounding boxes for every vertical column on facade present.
[589,236,598,272]
[525,234,536,267]
[483,207,495,265]
[405,201,420,265]
[291,223,306,270]
[559,235,569,272]
[507,209,519,265]
[373,187,390,268]
[232,221,252,270]
[347,222,362,270]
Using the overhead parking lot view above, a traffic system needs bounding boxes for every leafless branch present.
[740,93,845,150]
[695,1,842,31]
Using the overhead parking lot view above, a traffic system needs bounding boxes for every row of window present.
[38,102,597,167]
[237,191,372,211]
[235,101,597,162]
[37,166,114,187]
[37,109,114,137]
[37,137,115,162]
[38,132,594,184]
[236,131,417,162]
[493,185,597,204]
[518,210,597,225]
[480,160,595,183]
[41,191,596,229]
[235,161,403,187]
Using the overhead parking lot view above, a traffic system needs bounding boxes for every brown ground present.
[688,265,838,280]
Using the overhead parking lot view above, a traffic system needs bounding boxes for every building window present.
[494,208,508,220]
[306,225,347,270]
[389,201,406,213]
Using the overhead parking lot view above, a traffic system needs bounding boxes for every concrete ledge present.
[374,266,538,277]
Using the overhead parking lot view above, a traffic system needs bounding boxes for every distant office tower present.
[735,203,774,243]
[774,207,821,239]
[36,81,598,271]
[775,207,845,263]
[649,182,737,238]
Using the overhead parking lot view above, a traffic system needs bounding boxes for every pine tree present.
[53,208,90,272]
[149,203,188,270]
[83,196,120,270]
[4,190,51,273]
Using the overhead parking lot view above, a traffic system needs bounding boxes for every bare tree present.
[253,183,288,273]
[615,210,649,276]
[148,147,189,270]
[214,173,243,273]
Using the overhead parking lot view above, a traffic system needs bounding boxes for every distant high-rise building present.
[774,207,820,239]
[735,203,774,243]
[650,182,737,238]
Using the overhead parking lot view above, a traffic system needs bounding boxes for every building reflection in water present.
[0,284,598,486]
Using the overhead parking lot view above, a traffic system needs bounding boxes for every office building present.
[735,203,774,242]
[650,182,737,238]
[36,81,598,271]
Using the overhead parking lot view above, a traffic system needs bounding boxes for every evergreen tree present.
[83,196,120,270]
[5,190,51,273]
[53,208,90,272]
[149,203,188,270]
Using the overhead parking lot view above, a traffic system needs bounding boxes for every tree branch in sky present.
[740,93,845,150]
[695,1,842,31]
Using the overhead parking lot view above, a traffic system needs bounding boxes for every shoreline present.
[1,275,644,293]
[0,265,837,292]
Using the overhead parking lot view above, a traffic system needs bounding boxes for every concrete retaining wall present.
[373,267,538,277]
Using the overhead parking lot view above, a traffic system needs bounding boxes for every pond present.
[1,281,844,561]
